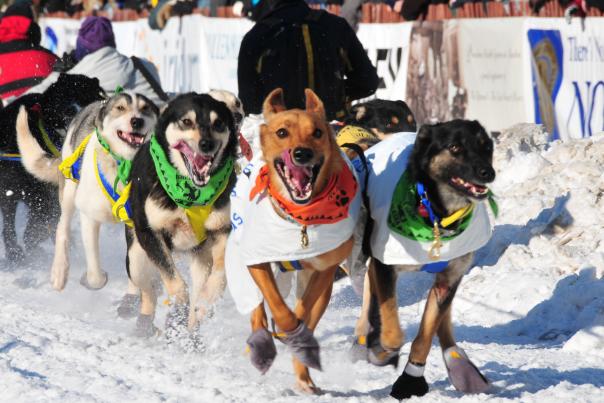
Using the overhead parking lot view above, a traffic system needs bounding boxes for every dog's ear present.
[304,88,325,120]
[263,88,286,119]
[94,103,106,130]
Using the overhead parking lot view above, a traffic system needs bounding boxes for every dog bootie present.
[390,362,429,400]
[368,343,400,367]
[443,346,489,394]
[117,294,141,319]
[349,336,368,363]
[280,322,321,370]
[247,328,277,374]
[133,314,158,338]
[80,271,108,290]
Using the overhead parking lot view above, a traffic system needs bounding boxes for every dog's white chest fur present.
[74,144,118,222]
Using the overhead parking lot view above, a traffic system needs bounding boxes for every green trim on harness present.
[149,134,234,209]
[95,128,132,192]
[38,118,61,158]
[388,172,480,242]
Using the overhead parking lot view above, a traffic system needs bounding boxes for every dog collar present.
[149,134,234,209]
[95,128,133,192]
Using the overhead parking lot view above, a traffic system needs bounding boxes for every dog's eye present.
[313,129,322,139]
[449,144,463,154]
[235,100,241,108]
[181,118,194,128]
[140,104,148,113]
[212,119,225,132]
[116,105,126,112]
[276,128,288,138]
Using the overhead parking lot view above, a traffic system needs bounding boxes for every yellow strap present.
[280,261,297,272]
[94,150,117,208]
[112,182,134,227]
[58,133,92,182]
[301,24,315,90]
[0,153,22,158]
[440,204,474,228]
[38,118,61,158]
[185,205,211,243]
[336,125,376,148]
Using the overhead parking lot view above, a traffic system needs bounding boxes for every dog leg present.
[51,180,77,290]
[1,198,23,262]
[194,233,228,326]
[368,258,402,366]
[79,213,108,290]
[117,228,143,319]
[188,250,211,330]
[350,271,371,362]
[247,303,276,374]
[289,267,336,393]
[125,232,158,337]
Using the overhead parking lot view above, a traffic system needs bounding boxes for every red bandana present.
[249,162,357,225]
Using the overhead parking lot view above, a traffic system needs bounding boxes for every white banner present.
[39,16,604,138]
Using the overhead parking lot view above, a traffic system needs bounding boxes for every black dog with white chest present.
[0,74,104,261]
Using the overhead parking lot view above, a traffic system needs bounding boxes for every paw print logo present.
[334,189,350,207]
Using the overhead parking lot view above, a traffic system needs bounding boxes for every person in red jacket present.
[0,2,58,101]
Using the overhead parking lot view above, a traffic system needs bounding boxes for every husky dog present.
[124,93,238,337]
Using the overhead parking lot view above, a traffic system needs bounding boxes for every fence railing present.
[42,1,604,22]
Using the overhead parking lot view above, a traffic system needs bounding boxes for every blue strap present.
[97,159,120,202]
[0,154,22,162]
[421,261,448,273]
[71,154,83,181]
[417,181,440,225]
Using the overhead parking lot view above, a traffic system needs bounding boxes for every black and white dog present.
[0,74,103,262]
[125,93,238,337]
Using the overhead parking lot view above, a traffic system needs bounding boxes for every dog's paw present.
[50,263,69,291]
[6,245,25,263]
[443,346,490,394]
[295,377,321,394]
[165,303,190,337]
[390,372,429,400]
[246,328,277,374]
[349,336,368,363]
[133,314,159,338]
[117,294,141,319]
[368,343,400,367]
[281,322,321,371]
[80,271,108,290]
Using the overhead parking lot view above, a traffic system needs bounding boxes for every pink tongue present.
[281,149,312,190]
[172,140,211,170]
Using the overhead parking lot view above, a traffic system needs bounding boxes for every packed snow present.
[1,124,603,402]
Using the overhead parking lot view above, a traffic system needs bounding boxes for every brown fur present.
[248,88,354,393]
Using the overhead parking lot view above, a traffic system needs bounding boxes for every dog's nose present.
[476,165,495,182]
[292,147,314,164]
[130,117,144,130]
[200,138,214,153]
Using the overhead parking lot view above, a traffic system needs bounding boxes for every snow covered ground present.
[1,124,604,402]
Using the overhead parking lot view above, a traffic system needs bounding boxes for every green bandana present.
[95,128,133,191]
[387,172,474,242]
[149,135,234,209]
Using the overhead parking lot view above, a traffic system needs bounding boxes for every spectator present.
[400,0,448,20]
[27,16,167,105]
[238,0,379,120]
[0,1,57,100]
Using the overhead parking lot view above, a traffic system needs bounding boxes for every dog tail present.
[16,106,62,184]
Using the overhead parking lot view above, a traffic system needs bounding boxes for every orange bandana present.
[249,162,357,225]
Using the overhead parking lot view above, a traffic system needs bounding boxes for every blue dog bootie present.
[443,346,490,394]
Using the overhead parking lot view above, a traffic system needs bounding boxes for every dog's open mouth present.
[449,176,489,199]
[172,140,213,187]
[274,150,321,205]
[117,130,146,147]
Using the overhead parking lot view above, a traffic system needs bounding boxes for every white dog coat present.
[225,155,361,314]
[364,133,494,267]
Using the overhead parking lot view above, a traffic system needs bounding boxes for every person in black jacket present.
[237,0,379,120]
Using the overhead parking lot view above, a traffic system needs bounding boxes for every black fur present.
[128,93,237,278]
[0,74,104,261]
[346,99,417,134]
[407,119,495,218]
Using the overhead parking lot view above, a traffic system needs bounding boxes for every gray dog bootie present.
[443,346,490,394]
[279,321,321,370]
[117,294,141,319]
[247,328,277,374]
[80,271,108,290]
[133,314,158,338]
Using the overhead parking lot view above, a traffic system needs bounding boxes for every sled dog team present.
[15,86,497,400]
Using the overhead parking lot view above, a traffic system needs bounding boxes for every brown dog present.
[226,88,360,393]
